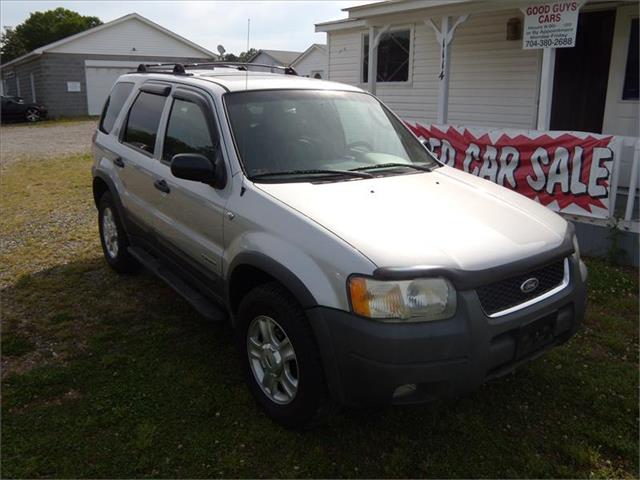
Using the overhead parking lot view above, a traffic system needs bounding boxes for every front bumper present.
[307,257,588,407]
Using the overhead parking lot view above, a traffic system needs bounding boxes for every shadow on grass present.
[1,257,638,478]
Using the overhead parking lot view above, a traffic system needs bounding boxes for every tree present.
[222,53,239,62]
[1,8,102,62]
[238,48,258,63]
[0,28,25,62]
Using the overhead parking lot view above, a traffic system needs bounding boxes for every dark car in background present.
[0,95,47,123]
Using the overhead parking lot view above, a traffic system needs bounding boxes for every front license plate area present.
[515,313,556,360]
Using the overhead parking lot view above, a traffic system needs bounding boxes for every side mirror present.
[171,153,217,185]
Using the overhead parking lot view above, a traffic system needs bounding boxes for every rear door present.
[94,81,134,171]
[111,82,171,234]
[152,86,229,282]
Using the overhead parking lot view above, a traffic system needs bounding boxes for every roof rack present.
[136,62,189,75]
[135,62,298,76]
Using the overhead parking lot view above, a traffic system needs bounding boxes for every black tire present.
[236,282,328,428]
[25,107,40,122]
[97,191,139,274]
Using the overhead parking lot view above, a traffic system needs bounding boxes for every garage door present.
[85,65,134,116]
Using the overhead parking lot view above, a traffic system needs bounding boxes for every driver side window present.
[163,98,218,164]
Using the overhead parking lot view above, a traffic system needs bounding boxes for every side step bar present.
[128,246,227,323]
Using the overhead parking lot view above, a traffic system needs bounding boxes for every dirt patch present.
[0,120,97,167]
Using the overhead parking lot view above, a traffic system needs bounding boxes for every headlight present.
[572,235,581,260]
[348,276,456,321]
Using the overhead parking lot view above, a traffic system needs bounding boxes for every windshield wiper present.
[249,169,374,180]
[350,162,433,172]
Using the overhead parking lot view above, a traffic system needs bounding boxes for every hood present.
[255,166,568,272]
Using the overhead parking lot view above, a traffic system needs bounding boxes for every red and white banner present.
[407,123,615,219]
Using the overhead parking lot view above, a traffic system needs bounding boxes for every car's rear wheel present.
[98,192,139,273]
[237,282,328,428]
[25,107,40,122]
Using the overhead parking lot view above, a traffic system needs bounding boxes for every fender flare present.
[226,252,318,309]
[92,171,130,235]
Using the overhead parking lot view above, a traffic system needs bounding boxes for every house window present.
[622,18,638,100]
[362,29,410,83]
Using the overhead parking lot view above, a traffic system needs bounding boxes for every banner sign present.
[407,123,615,219]
[522,1,582,49]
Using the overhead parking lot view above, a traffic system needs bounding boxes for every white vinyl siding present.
[448,11,540,129]
[375,23,439,125]
[327,10,541,129]
[327,30,362,85]
[292,47,328,77]
[48,17,207,57]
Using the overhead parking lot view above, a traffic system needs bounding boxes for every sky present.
[1,1,374,55]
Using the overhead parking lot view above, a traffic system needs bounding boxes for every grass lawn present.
[1,154,638,478]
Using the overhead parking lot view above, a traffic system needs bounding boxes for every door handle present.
[113,157,125,168]
[154,179,171,194]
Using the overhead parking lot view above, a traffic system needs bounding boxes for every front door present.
[153,87,229,284]
[550,10,616,133]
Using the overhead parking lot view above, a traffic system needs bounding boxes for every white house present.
[0,13,217,116]
[316,0,637,135]
[317,0,639,263]
[248,49,302,71]
[290,44,328,78]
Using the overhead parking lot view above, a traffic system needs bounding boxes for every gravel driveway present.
[0,120,97,167]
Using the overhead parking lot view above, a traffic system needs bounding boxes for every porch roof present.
[315,0,633,32]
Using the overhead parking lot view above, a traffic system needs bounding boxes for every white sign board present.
[522,1,583,49]
[66,81,81,92]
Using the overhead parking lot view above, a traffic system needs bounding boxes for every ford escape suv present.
[92,63,588,428]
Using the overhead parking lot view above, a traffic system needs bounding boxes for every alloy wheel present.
[247,315,299,405]
[26,108,40,122]
[101,207,119,258]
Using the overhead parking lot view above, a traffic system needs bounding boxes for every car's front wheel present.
[237,282,328,428]
[25,107,40,122]
[98,192,139,273]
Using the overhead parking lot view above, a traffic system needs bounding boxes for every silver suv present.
[92,63,588,428]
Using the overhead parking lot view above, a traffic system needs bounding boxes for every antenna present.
[246,18,250,51]
[217,44,226,58]
[245,18,250,90]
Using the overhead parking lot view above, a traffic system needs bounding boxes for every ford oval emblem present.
[520,277,540,294]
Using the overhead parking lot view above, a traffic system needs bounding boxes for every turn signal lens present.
[348,276,456,321]
[349,276,371,317]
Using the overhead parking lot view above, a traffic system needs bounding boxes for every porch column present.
[426,15,469,124]
[367,25,377,95]
[536,48,556,130]
[367,24,390,96]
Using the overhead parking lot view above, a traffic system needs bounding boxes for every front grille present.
[476,259,566,316]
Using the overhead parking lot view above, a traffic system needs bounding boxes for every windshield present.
[224,90,439,181]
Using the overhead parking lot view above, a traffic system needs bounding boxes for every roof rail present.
[134,62,298,76]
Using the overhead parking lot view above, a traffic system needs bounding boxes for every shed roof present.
[0,13,217,70]
[248,49,303,66]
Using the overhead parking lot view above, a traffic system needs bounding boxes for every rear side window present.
[99,82,134,134]
[162,98,218,163]
[123,92,166,154]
